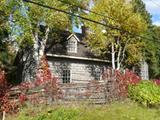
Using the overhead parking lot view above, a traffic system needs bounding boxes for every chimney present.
[81,26,89,37]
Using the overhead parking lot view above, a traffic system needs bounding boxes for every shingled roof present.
[45,30,101,58]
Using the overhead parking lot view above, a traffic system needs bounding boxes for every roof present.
[67,33,80,42]
[45,31,107,61]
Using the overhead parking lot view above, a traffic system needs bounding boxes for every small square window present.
[67,40,77,53]
[62,69,71,83]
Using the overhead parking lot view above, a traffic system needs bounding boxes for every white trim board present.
[46,53,110,63]
[67,33,80,42]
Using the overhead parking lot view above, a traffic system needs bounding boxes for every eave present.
[46,53,110,63]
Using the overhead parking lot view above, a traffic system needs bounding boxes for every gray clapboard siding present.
[140,60,149,80]
[47,57,108,84]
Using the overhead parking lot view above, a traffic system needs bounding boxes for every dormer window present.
[67,35,78,53]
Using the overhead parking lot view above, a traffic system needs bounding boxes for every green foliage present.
[131,0,152,25]
[3,0,90,82]
[131,0,160,78]
[0,38,15,72]
[84,0,147,68]
[144,26,160,78]
[0,0,16,78]
[0,0,9,27]
[9,0,90,45]
[128,81,160,107]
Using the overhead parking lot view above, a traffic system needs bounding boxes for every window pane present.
[67,40,77,53]
[95,68,101,80]
[62,69,70,83]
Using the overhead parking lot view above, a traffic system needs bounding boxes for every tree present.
[131,0,160,78]
[84,0,147,70]
[8,0,89,82]
[145,26,160,78]
[0,0,12,70]
[131,0,152,25]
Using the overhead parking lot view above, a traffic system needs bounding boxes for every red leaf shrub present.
[0,69,7,97]
[152,79,160,86]
[35,56,52,85]
[15,56,62,104]
[18,93,27,105]
[85,69,141,102]
[35,56,62,100]
[0,69,18,113]
[1,93,19,113]
[0,69,8,112]
[0,56,61,113]
[115,69,141,97]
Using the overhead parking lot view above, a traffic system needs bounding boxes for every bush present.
[0,69,7,94]
[0,69,19,114]
[153,79,160,86]
[0,56,61,114]
[128,80,160,107]
[115,69,141,97]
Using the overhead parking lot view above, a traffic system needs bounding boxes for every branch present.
[119,37,131,67]
[42,27,50,47]
[116,36,122,69]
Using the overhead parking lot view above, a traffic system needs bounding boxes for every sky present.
[142,0,160,26]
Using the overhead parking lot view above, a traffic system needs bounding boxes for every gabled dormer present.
[66,33,80,53]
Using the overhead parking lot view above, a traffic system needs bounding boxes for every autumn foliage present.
[115,69,141,97]
[86,69,141,102]
[0,56,61,113]
[0,69,17,113]
[17,56,61,104]
[0,69,7,97]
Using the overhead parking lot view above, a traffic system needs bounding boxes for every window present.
[94,68,101,80]
[62,69,71,83]
[67,39,77,53]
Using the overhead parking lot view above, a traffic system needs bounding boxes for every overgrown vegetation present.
[6,101,160,120]
[0,56,61,114]
[128,81,160,107]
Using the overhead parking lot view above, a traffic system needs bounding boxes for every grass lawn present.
[6,101,160,120]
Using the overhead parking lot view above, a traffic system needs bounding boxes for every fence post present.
[2,111,5,120]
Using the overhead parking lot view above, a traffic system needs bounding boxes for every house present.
[140,60,149,80]
[45,30,110,85]
[45,29,148,102]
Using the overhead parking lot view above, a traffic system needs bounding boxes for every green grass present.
[7,101,160,120]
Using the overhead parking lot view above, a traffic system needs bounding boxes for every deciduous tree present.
[10,0,89,82]
[84,0,147,70]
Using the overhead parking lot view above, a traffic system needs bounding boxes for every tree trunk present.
[111,42,115,69]
[14,27,50,82]
[22,32,39,82]
[2,111,5,120]
[117,46,122,70]
[13,42,38,83]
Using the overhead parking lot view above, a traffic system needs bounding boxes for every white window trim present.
[67,34,80,42]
